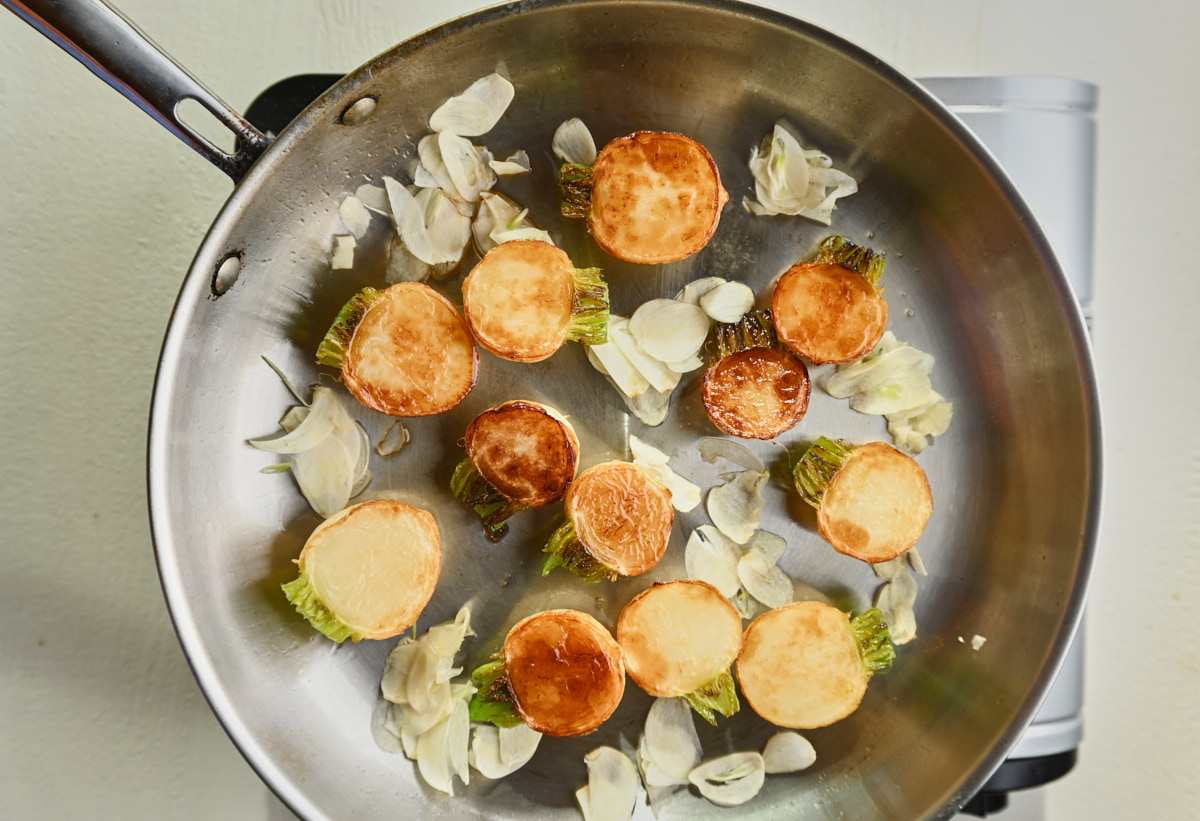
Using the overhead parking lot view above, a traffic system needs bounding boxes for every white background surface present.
[2,0,1197,818]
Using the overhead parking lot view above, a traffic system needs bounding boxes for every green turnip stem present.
[714,309,777,359]
[815,235,886,287]
[281,571,356,643]
[851,608,896,674]
[541,518,614,583]
[558,162,594,219]
[683,666,741,725]
[468,659,525,728]
[450,457,525,542]
[792,436,856,509]
[566,267,610,345]
[315,287,385,369]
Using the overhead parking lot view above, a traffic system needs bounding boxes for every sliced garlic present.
[738,531,792,610]
[338,194,373,239]
[355,182,390,213]
[577,747,639,821]
[379,638,420,704]
[697,437,766,473]
[498,722,542,767]
[620,384,672,427]
[552,118,597,166]
[489,150,531,176]
[676,276,727,306]
[330,234,356,270]
[706,470,768,545]
[384,177,470,266]
[586,328,650,399]
[629,435,700,512]
[628,299,711,364]
[375,419,410,457]
[664,352,704,373]
[438,130,497,203]
[698,280,755,324]
[429,72,515,137]
[469,724,542,779]
[684,525,742,598]
[762,731,816,774]
[610,317,681,394]
[688,752,766,807]
[385,234,433,284]
[872,562,918,645]
[640,698,702,787]
[744,122,858,224]
[416,710,456,794]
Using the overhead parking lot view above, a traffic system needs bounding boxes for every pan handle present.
[4,0,269,181]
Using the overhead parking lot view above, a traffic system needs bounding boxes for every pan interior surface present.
[149,2,1099,819]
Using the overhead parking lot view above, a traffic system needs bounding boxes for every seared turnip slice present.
[281,499,441,642]
[543,461,674,582]
[560,131,728,263]
[468,610,625,737]
[451,400,579,541]
[316,282,477,416]
[617,580,743,723]
[702,309,811,439]
[772,235,888,364]
[737,602,895,729]
[462,240,609,361]
[793,437,933,563]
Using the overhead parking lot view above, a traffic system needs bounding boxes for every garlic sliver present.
[578,747,638,821]
[552,117,597,165]
[688,752,766,807]
[641,698,702,786]
[762,731,816,773]
[676,276,727,306]
[685,526,742,598]
[338,195,373,239]
[628,299,711,363]
[330,234,355,270]
[706,470,768,545]
[428,72,514,137]
[699,280,755,324]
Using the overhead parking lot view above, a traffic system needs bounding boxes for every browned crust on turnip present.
[566,461,674,577]
[617,580,743,698]
[771,262,888,364]
[503,609,625,737]
[818,442,933,563]
[464,400,579,507]
[462,240,575,362]
[342,282,478,416]
[300,499,441,640]
[589,131,728,264]
[702,347,811,439]
[737,601,865,729]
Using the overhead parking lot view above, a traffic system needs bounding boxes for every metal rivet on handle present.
[211,253,242,297]
[340,96,377,126]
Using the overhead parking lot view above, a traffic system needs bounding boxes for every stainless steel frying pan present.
[8,0,1101,818]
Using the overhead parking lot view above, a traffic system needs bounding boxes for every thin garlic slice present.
[471,724,542,779]
[665,353,704,373]
[684,525,742,598]
[586,327,650,398]
[375,419,410,457]
[439,130,497,203]
[416,709,457,795]
[610,317,681,394]
[738,531,792,610]
[621,384,672,427]
[553,117,597,165]
[249,386,337,454]
[429,72,515,137]
[697,437,766,473]
[331,234,356,269]
[384,177,470,266]
[698,281,755,324]
[380,638,420,704]
[628,299,711,363]
[578,747,639,821]
[677,276,727,306]
[338,194,373,239]
[640,698,702,787]
[873,561,918,645]
[744,123,858,224]
[688,752,766,807]
[489,150,531,176]
[355,182,390,213]
[629,435,700,512]
[762,731,816,773]
[707,470,768,545]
